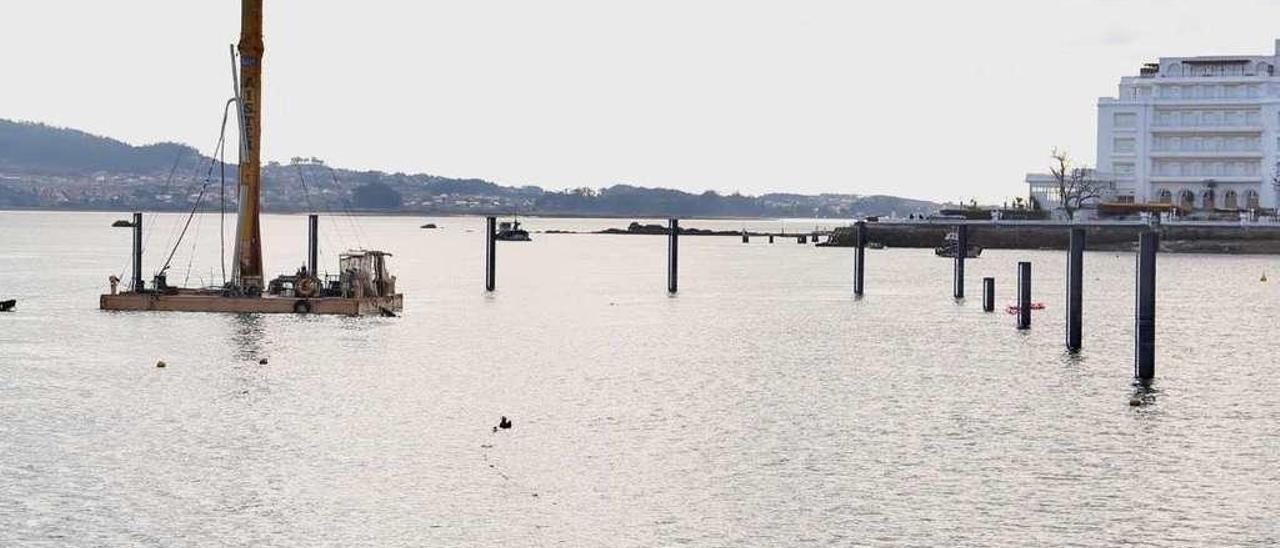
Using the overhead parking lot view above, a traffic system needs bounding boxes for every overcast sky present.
[5,1,1280,201]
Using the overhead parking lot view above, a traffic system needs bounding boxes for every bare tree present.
[1049,148,1111,220]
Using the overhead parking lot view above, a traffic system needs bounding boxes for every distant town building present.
[1096,39,1280,211]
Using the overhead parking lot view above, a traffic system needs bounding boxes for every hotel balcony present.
[1149,125,1262,133]
[1147,150,1263,158]
[1148,175,1261,183]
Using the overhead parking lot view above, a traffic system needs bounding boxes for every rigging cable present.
[181,199,206,287]
[158,99,234,278]
[219,97,235,286]
[151,141,220,279]
[293,162,343,271]
[117,148,190,283]
[325,165,370,251]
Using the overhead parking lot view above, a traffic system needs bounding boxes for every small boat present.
[1005,302,1046,314]
[420,223,439,229]
[495,219,531,241]
[0,299,15,312]
[111,219,134,228]
[935,231,982,258]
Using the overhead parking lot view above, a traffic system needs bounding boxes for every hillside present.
[0,118,943,217]
[0,119,198,175]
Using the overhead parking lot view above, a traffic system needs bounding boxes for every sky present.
[5,0,1280,202]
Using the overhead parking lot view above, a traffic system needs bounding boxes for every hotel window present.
[1115,163,1135,176]
[1114,113,1137,128]
[1114,137,1136,153]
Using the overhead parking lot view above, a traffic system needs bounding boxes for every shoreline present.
[0,206,816,222]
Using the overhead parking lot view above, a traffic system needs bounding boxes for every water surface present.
[2,211,1278,546]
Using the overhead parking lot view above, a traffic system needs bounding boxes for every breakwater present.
[821,222,1280,254]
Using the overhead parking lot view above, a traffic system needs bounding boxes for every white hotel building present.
[1093,39,1280,212]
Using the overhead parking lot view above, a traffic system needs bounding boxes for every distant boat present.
[935,231,982,258]
[0,299,15,312]
[420,223,439,229]
[111,219,133,228]
[495,219,531,241]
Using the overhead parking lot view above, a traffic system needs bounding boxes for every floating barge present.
[99,0,402,317]
[101,289,401,316]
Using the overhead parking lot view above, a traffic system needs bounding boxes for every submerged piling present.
[953,224,968,299]
[1135,231,1158,380]
[307,213,319,276]
[982,277,995,312]
[1066,228,1085,351]
[1016,261,1031,329]
[853,220,867,296]
[485,216,496,292]
[131,212,143,291]
[668,219,679,294]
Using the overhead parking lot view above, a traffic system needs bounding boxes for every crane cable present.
[157,98,235,278]
[293,162,345,276]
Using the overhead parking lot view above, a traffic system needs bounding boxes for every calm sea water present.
[2,211,1279,547]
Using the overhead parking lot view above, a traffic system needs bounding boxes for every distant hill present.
[0,119,198,175]
[0,118,943,217]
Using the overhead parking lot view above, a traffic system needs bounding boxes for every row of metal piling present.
[482,216,1160,382]
[851,220,1159,381]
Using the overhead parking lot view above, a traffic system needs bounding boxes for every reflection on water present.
[1,212,1279,547]
[231,313,267,362]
